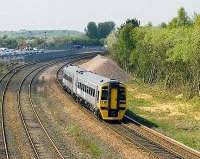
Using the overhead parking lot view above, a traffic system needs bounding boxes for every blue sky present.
[0,0,199,31]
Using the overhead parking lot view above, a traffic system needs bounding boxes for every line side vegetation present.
[106,7,200,99]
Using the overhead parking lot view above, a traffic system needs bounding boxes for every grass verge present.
[67,123,102,158]
[127,81,200,151]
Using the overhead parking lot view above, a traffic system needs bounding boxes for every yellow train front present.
[62,65,128,120]
[98,82,127,120]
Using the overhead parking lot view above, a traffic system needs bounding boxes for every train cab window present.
[101,86,108,100]
[119,87,126,101]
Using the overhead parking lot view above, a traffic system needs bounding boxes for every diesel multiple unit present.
[62,65,127,120]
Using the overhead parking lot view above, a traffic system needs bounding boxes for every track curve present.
[0,51,100,158]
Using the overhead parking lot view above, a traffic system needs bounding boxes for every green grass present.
[89,144,102,157]
[127,81,200,151]
[128,95,152,108]
[67,124,81,136]
[67,123,102,158]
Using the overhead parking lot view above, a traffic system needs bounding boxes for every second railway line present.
[0,51,99,159]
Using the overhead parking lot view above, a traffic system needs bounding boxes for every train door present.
[110,88,118,109]
[108,82,119,117]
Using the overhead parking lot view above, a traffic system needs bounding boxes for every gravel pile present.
[80,55,130,83]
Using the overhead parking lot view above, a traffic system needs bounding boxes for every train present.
[62,64,128,120]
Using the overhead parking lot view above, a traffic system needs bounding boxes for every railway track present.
[18,62,67,159]
[56,63,200,159]
[0,51,100,159]
[0,63,34,159]
[123,115,200,159]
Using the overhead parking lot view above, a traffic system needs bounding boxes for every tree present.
[106,7,200,98]
[147,22,153,27]
[168,7,192,28]
[85,22,98,39]
[160,22,167,28]
[106,31,118,58]
[194,14,200,27]
[177,7,192,26]
[97,21,115,39]
[119,18,140,30]
[126,18,140,27]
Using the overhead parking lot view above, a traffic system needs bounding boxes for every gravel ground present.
[80,55,130,83]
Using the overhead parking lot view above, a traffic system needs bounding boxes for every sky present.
[0,0,200,32]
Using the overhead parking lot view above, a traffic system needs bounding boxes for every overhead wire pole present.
[44,31,47,50]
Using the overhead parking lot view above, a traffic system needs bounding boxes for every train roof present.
[63,65,117,86]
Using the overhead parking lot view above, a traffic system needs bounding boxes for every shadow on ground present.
[125,109,158,128]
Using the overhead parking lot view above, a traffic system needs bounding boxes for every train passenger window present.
[96,91,99,101]
[84,85,86,92]
[101,89,108,100]
[89,88,91,95]
[119,87,126,100]
[78,83,80,88]
[92,89,95,96]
